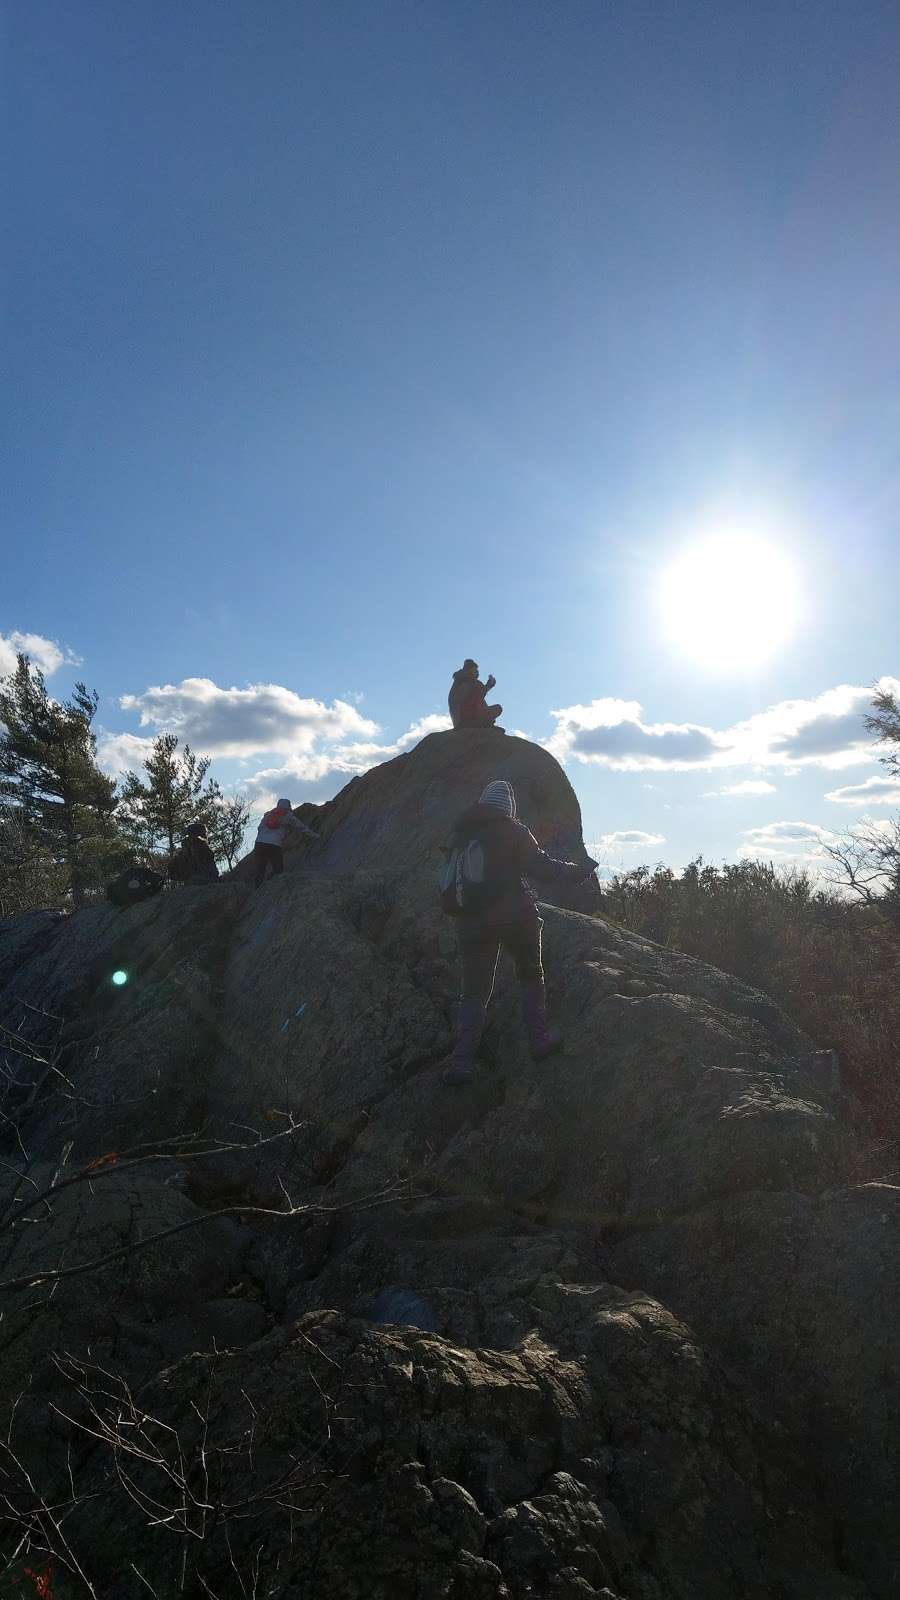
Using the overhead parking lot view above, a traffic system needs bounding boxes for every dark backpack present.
[106,867,165,909]
[439,833,503,917]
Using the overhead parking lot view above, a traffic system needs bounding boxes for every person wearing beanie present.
[448,659,503,730]
[253,798,318,888]
[442,779,597,1085]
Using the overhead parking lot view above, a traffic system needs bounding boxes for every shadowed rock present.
[0,729,895,1598]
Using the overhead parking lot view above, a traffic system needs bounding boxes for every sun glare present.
[660,532,798,669]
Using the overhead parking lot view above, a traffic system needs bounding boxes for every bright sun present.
[660,532,798,669]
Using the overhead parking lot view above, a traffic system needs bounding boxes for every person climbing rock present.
[448,660,503,730]
[253,797,318,888]
[170,821,219,886]
[440,779,597,1085]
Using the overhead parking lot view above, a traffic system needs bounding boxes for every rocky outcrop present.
[0,729,896,1598]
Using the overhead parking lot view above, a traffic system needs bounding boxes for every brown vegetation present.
[601,856,900,1162]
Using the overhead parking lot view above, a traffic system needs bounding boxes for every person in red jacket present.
[253,798,318,887]
[448,660,503,729]
[443,779,597,1085]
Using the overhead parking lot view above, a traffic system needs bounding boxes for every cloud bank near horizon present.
[545,680,900,774]
[94,672,900,839]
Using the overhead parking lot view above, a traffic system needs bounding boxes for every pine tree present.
[866,686,900,776]
[0,806,69,917]
[119,734,213,857]
[0,654,120,908]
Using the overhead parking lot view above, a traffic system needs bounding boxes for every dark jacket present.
[188,836,219,883]
[451,803,585,922]
[171,836,219,885]
[448,670,487,728]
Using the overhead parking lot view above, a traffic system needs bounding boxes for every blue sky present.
[3,0,899,871]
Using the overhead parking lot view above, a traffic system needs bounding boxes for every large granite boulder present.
[0,729,895,1598]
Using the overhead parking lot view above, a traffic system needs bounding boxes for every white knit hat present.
[479,780,516,818]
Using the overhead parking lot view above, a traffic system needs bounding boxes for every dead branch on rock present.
[0,1391,101,1598]
[0,1111,408,1297]
[0,1178,405,1297]
[2,1342,346,1598]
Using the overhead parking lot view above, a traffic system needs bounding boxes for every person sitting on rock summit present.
[253,797,318,888]
[440,779,596,1085]
[448,660,503,730]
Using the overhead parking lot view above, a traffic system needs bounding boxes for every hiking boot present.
[520,981,563,1061]
[442,999,485,1086]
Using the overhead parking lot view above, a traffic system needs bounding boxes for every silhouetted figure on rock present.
[448,659,503,730]
[170,822,219,886]
[253,798,318,888]
[440,779,596,1085]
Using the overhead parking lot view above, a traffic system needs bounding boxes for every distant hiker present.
[448,660,503,730]
[253,798,318,888]
[171,822,219,886]
[439,779,597,1085]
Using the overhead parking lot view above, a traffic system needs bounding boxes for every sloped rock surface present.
[0,729,896,1598]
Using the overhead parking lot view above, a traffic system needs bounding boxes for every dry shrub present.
[601,857,900,1163]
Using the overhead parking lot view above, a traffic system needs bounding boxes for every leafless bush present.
[0,1337,347,1597]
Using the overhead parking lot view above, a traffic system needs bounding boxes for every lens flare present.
[111,969,128,987]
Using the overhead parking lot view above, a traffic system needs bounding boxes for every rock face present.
[0,729,896,1599]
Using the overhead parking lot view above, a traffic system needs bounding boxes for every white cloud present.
[741,820,834,856]
[705,780,777,797]
[598,830,666,849]
[119,677,379,759]
[825,776,900,807]
[725,681,896,771]
[850,816,897,840]
[0,630,80,678]
[545,698,723,771]
[96,732,157,777]
[395,714,452,749]
[546,678,899,774]
[106,676,455,810]
[242,711,453,806]
[243,753,356,811]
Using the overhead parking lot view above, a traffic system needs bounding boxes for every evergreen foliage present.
[0,654,121,908]
[866,685,900,774]
[119,734,215,858]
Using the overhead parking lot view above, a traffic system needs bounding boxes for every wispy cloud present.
[741,820,834,856]
[704,779,777,797]
[824,776,900,807]
[0,630,81,678]
[598,829,666,849]
[547,679,899,773]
